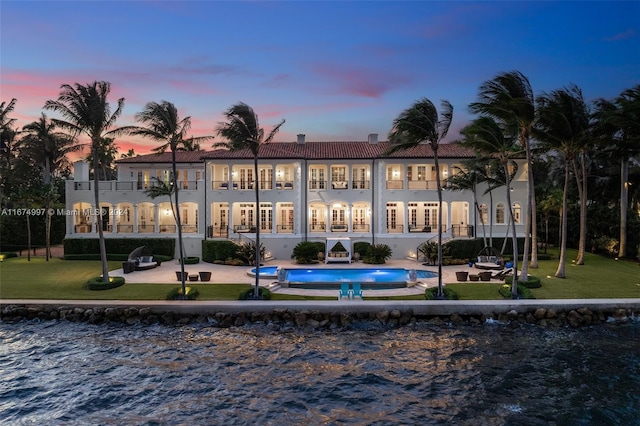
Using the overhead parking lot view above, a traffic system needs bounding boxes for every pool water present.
[282,268,437,289]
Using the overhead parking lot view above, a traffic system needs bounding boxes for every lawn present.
[0,249,638,301]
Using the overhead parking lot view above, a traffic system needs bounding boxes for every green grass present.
[0,250,638,300]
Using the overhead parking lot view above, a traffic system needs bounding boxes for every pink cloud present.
[308,64,411,98]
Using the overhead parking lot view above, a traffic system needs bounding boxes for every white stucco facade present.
[64,137,528,260]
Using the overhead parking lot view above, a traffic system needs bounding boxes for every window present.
[480,203,488,224]
[512,203,521,224]
[496,203,505,224]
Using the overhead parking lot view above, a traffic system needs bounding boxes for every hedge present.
[499,283,534,299]
[63,238,175,258]
[202,240,239,262]
[504,275,542,288]
[166,286,199,300]
[86,276,125,290]
[239,287,271,300]
[424,287,459,300]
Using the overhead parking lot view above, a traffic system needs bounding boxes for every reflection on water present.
[1,321,638,425]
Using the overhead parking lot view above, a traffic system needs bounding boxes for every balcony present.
[277,224,294,233]
[309,223,326,233]
[275,181,294,190]
[351,180,370,190]
[330,223,348,232]
[352,223,370,232]
[309,180,327,190]
[386,180,403,190]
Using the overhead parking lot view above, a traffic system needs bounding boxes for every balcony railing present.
[277,224,294,233]
[407,180,438,190]
[352,223,370,232]
[351,180,370,189]
[117,224,133,233]
[182,225,198,233]
[386,180,403,190]
[207,225,229,238]
[330,223,348,232]
[159,224,176,233]
[309,223,326,232]
[275,181,294,190]
[408,224,434,233]
[309,180,327,190]
[138,224,155,233]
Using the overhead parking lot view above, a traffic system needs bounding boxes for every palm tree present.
[461,117,521,298]
[469,71,538,275]
[593,85,640,258]
[22,113,81,260]
[0,98,18,204]
[534,85,590,277]
[125,100,214,298]
[386,98,453,298]
[44,81,125,283]
[216,102,285,299]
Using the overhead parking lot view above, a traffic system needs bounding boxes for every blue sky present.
[1,1,638,155]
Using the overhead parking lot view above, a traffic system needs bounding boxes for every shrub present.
[363,244,392,264]
[202,240,238,263]
[183,256,200,265]
[236,241,266,266]
[291,241,321,264]
[86,276,125,290]
[504,275,541,288]
[353,241,371,258]
[63,238,175,258]
[424,286,459,300]
[239,286,271,300]
[418,241,451,265]
[0,252,18,260]
[592,235,619,257]
[499,283,534,299]
[166,286,199,300]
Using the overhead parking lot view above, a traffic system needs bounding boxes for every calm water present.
[283,268,437,283]
[1,320,639,425]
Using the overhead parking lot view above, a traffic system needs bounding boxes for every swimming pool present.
[248,266,279,278]
[279,267,437,290]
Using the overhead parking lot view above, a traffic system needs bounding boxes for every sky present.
[1,1,639,157]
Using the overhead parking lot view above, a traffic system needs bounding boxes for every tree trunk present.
[521,144,533,277]
[45,157,51,261]
[619,158,628,258]
[434,147,443,298]
[93,140,109,282]
[253,155,261,298]
[26,212,31,261]
[555,162,569,278]
[504,163,519,298]
[574,154,587,265]
[172,149,186,297]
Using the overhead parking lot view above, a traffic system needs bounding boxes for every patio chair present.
[352,282,363,300]
[491,268,512,280]
[338,282,351,300]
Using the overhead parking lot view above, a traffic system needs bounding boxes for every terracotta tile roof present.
[117,151,210,163]
[117,141,475,163]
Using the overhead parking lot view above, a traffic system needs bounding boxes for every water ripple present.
[0,321,638,425]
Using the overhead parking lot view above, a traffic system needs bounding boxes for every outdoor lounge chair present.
[351,282,363,300]
[338,282,351,300]
[491,268,512,280]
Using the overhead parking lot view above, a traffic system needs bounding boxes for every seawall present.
[2,299,639,328]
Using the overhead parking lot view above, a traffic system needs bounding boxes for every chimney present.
[368,133,378,144]
[297,134,306,144]
[73,160,89,181]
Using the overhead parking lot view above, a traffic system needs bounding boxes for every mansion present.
[64,134,528,260]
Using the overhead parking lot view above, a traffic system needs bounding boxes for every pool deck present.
[108,258,504,298]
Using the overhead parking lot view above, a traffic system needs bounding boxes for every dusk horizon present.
[2,1,639,157]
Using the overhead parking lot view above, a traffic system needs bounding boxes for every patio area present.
[110,259,508,298]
